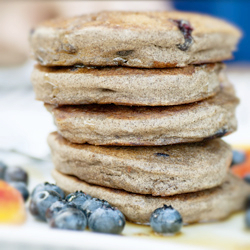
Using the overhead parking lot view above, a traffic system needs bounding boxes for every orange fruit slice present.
[0,180,26,224]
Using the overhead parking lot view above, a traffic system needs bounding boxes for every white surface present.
[0,89,55,159]
[224,66,250,145]
[0,223,203,250]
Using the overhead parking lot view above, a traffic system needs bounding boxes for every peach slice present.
[0,180,26,224]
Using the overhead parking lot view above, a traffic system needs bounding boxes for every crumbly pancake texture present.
[32,63,222,106]
[48,132,232,196]
[30,11,241,68]
[45,81,239,146]
[52,170,250,224]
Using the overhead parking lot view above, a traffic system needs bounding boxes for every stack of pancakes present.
[30,11,250,224]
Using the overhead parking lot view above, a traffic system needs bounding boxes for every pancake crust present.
[48,132,232,196]
[52,170,250,224]
[45,81,239,146]
[32,63,222,106]
[30,11,241,68]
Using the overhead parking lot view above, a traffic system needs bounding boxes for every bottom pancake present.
[52,170,250,224]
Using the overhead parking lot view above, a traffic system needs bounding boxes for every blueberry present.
[9,182,29,202]
[245,195,250,209]
[4,167,28,184]
[29,190,61,221]
[172,19,193,51]
[246,209,250,229]
[45,200,77,222]
[80,198,110,218]
[65,191,91,209]
[231,150,246,166]
[150,205,183,234]
[88,206,125,234]
[49,208,87,231]
[31,182,65,199]
[155,153,169,158]
[0,162,7,179]
[244,174,250,185]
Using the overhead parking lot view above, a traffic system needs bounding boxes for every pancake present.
[48,132,232,196]
[52,170,250,224]
[30,11,241,68]
[32,63,222,106]
[45,81,239,146]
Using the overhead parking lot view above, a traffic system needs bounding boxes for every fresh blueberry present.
[45,200,77,222]
[49,208,87,231]
[65,191,91,209]
[0,162,7,179]
[80,198,110,218]
[246,209,250,228]
[4,166,28,184]
[150,205,183,234]
[244,174,250,185]
[245,195,250,209]
[29,190,61,221]
[231,150,246,166]
[31,182,65,199]
[88,206,125,234]
[9,182,29,202]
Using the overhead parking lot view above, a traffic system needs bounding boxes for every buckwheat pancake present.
[30,11,241,68]
[48,132,232,196]
[45,81,239,146]
[52,170,250,224]
[32,63,222,106]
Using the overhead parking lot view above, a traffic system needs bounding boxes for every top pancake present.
[30,11,241,68]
